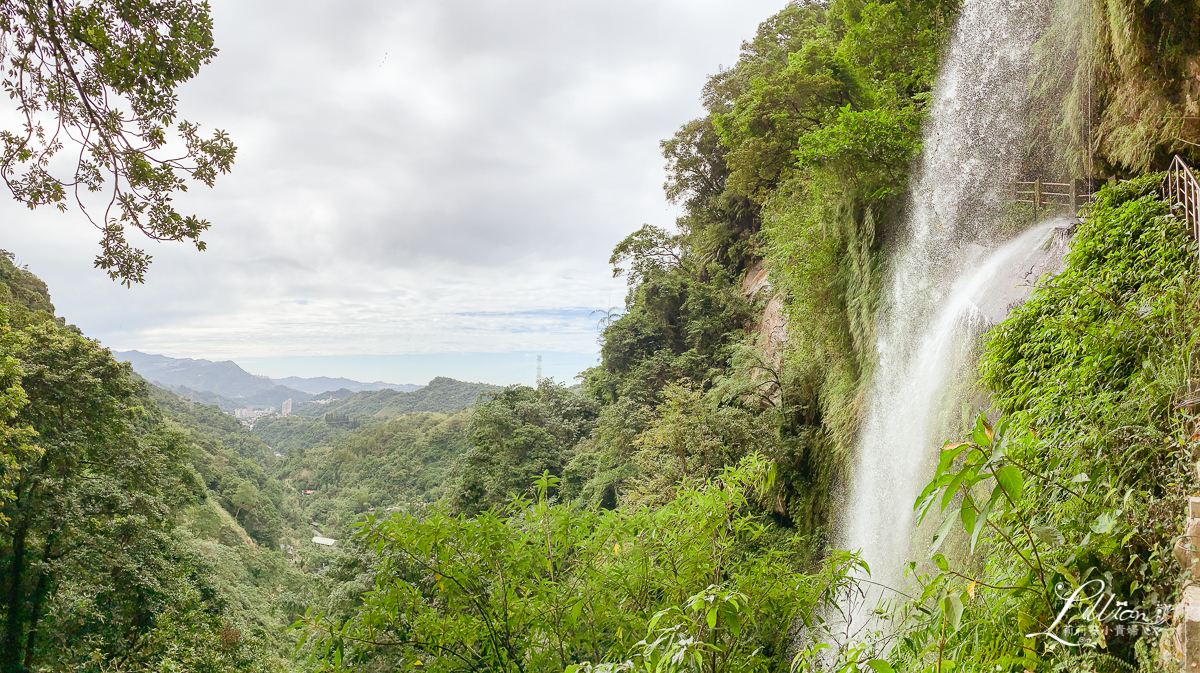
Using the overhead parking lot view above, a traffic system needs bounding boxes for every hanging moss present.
[1027,0,1200,176]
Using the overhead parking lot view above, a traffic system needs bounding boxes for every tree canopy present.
[0,0,235,284]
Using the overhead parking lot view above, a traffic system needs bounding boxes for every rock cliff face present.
[740,261,788,405]
[741,262,788,365]
[1167,495,1200,668]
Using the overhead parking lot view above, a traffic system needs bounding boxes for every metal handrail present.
[1163,155,1199,242]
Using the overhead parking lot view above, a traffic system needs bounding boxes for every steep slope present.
[270,410,472,538]
[252,414,354,455]
[0,249,55,314]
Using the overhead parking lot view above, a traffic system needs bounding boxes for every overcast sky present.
[0,0,784,385]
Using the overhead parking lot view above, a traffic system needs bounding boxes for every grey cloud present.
[0,0,784,359]
[234,256,318,272]
[176,0,766,269]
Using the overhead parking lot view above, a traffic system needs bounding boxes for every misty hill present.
[115,350,419,403]
[155,384,232,410]
[301,377,501,419]
[272,376,421,394]
[116,350,290,399]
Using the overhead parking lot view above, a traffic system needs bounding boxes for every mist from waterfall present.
[840,0,1057,613]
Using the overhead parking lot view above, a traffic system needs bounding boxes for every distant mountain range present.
[114,351,423,410]
[271,376,421,394]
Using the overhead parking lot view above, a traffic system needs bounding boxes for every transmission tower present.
[536,355,542,383]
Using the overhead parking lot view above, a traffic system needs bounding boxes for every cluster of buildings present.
[231,398,293,428]
[233,407,274,421]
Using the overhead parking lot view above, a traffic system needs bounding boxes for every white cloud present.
[0,0,783,370]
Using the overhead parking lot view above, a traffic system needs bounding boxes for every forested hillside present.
[295,377,500,419]
[558,0,959,533]
[0,254,503,670]
[0,253,54,316]
[0,265,306,670]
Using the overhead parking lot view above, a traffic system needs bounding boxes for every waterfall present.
[840,0,1057,626]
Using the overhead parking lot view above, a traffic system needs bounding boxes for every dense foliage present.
[1027,0,1200,176]
[0,301,300,671]
[301,458,870,673]
[558,0,959,540]
[0,254,52,317]
[254,415,355,456]
[270,411,472,539]
[452,381,599,515]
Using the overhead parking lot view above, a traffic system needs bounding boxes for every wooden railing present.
[1163,155,1200,239]
[1012,178,1097,216]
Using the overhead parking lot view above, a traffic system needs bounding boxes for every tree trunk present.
[2,520,28,673]
[21,569,49,669]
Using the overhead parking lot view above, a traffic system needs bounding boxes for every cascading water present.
[840,0,1059,628]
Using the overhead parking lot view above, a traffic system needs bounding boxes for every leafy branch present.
[0,0,236,284]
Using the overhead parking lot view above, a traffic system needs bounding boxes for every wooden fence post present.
[1034,177,1041,218]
